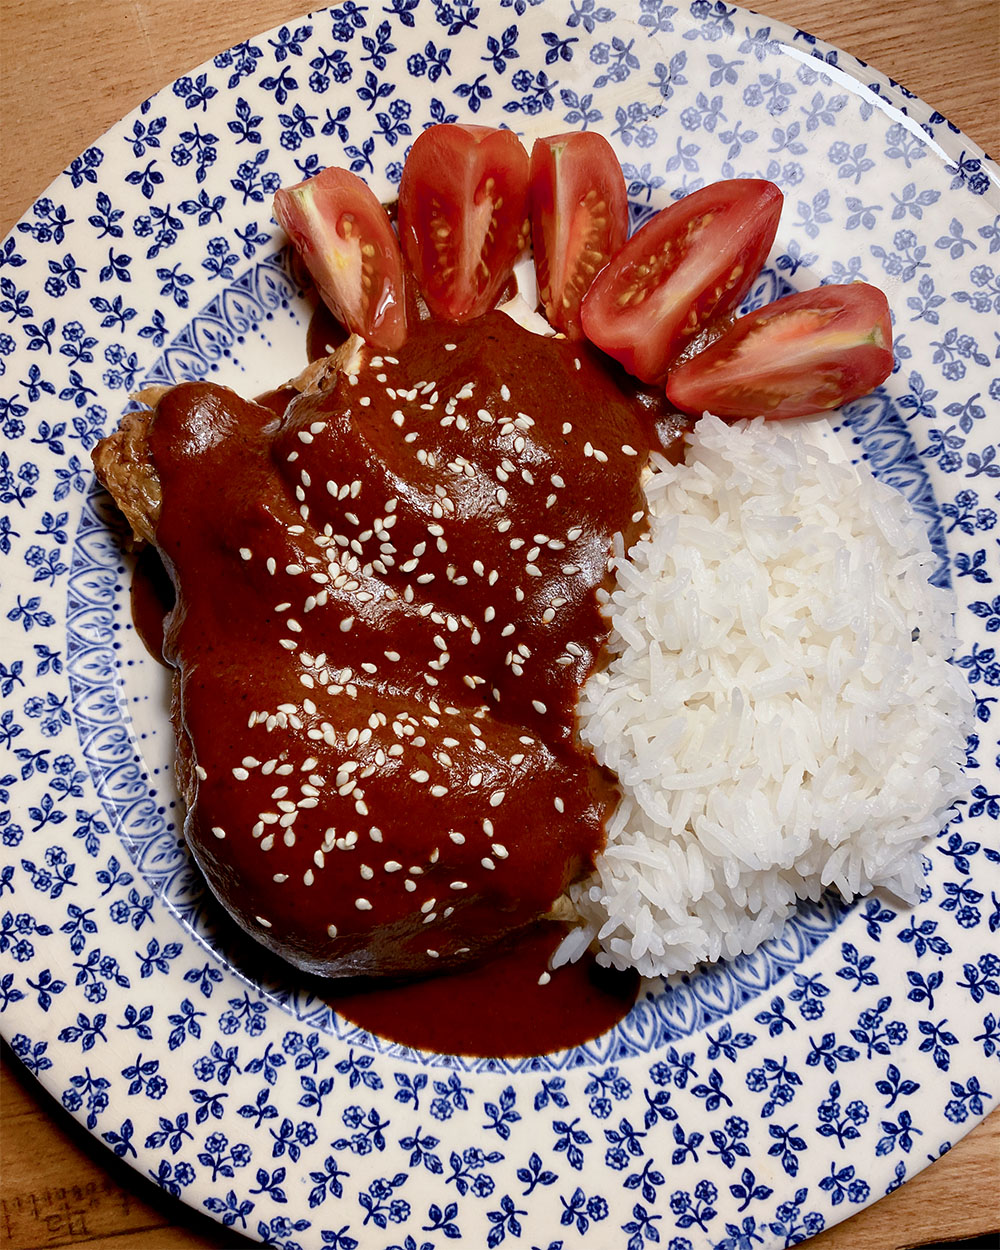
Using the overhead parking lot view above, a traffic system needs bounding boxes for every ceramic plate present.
[2,3,999,1247]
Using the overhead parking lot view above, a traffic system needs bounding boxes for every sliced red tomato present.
[529,131,628,338]
[665,284,894,419]
[580,179,783,384]
[273,165,407,352]
[397,124,530,323]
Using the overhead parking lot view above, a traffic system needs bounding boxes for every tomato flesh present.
[398,124,530,323]
[665,283,894,419]
[274,165,407,352]
[580,179,783,384]
[529,132,628,338]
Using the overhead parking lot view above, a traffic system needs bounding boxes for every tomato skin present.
[397,124,530,323]
[529,132,628,338]
[274,165,407,352]
[665,284,894,420]
[580,179,783,384]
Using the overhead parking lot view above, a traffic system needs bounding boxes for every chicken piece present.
[93,312,655,977]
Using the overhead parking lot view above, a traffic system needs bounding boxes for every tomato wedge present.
[397,124,530,323]
[273,165,407,352]
[529,131,628,338]
[665,284,894,419]
[580,179,783,384]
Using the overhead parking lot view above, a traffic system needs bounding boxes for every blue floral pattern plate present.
[2,3,999,1247]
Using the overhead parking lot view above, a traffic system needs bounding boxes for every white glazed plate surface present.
[1,3,999,1248]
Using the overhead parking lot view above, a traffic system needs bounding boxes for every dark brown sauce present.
[329,926,638,1056]
[306,299,349,362]
[130,545,174,663]
[124,298,677,1058]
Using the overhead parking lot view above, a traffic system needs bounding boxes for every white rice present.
[562,413,972,977]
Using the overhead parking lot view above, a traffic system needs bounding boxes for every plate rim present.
[2,3,999,1247]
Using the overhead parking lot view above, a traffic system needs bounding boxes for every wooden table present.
[1,1,998,1247]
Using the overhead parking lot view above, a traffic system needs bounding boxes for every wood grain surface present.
[1,1,999,1248]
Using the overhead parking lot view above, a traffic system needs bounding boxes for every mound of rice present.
[564,413,972,977]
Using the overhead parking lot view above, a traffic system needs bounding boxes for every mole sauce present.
[127,303,682,1056]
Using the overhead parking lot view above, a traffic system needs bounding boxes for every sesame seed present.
[327,923,339,939]
[256,915,272,928]
[239,547,252,561]
[489,790,505,807]
[355,898,373,911]
[538,970,552,985]
[211,826,226,840]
